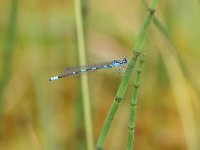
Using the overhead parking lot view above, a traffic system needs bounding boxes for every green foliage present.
[97,0,159,149]
[0,0,199,150]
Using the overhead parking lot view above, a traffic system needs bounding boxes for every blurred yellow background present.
[0,0,200,150]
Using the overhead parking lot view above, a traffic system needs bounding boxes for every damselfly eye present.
[123,58,128,64]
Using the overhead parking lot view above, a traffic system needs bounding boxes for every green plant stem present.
[197,0,200,5]
[96,0,159,149]
[0,0,19,118]
[159,47,198,150]
[81,0,89,32]
[126,54,146,150]
[74,0,94,150]
[142,1,199,148]
[0,0,19,100]
[35,73,57,150]
[141,0,200,101]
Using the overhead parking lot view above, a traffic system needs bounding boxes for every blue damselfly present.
[49,58,128,81]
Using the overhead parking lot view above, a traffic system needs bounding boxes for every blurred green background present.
[0,0,200,150]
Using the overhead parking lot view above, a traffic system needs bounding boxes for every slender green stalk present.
[141,0,200,101]
[35,73,57,150]
[197,0,200,5]
[74,0,94,150]
[142,1,199,149]
[0,0,19,100]
[81,0,89,32]
[142,0,199,146]
[0,0,19,120]
[134,0,158,51]
[96,0,159,149]
[126,54,146,150]
[159,47,198,150]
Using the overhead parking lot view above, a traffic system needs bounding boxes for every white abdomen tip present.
[49,76,59,81]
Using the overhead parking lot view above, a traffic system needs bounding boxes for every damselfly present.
[49,58,128,81]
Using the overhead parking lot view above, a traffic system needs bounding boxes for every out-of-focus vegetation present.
[0,0,200,150]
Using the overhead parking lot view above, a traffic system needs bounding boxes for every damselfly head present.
[122,58,128,64]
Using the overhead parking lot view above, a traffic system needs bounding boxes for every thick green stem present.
[74,0,94,150]
[126,54,146,150]
[96,0,159,149]
[0,0,19,99]
[0,0,19,121]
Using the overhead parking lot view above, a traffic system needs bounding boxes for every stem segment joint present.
[115,96,122,103]
[128,126,135,131]
[148,8,156,15]
[133,50,141,57]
